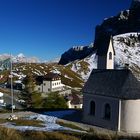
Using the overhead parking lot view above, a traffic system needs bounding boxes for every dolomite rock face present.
[94,0,140,50]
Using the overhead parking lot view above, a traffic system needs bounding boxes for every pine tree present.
[21,74,36,108]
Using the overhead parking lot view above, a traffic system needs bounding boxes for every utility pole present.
[10,55,14,114]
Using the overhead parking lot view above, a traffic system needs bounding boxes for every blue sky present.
[0,0,131,61]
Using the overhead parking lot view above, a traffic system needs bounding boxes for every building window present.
[109,52,112,60]
[104,103,111,120]
[90,101,95,116]
[38,87,40,91]
[44,83,46,86]
[74,106,77,109]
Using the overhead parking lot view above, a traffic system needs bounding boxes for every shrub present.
[43,92,68,109]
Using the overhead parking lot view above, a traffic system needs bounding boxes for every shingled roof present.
[44,73,60,81]
[83,69,140,99]
[35,73,61,85]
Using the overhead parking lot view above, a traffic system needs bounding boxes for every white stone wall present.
[71,104,82,109]
[106,39,115,69]
[67,101,82,109]
[51,80,63,91]
[35,79,63,93]
[120,99,140,133]
[0,96,4,104]
[83,94,119,130]
[34,85,43,93]
[59,89,71,96]
[43,81,51,93]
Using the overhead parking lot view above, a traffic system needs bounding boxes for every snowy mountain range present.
[0,53,40,63]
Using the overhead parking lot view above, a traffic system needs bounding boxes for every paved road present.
[3,93,24,109]
[0,87,24,110]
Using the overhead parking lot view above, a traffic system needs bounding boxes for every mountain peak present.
[17,53,25,58]
[130,0,140,9]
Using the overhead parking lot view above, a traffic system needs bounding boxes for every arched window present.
[90,101,95,116]
[104,103,111,120]
[109,52,112,60]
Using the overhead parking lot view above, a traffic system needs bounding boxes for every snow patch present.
[0,111,85,133]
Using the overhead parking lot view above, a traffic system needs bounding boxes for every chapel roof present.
[83,69,140,99]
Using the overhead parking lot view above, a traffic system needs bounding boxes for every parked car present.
[6,104,16,110]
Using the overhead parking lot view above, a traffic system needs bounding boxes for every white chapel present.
[82,36,140,133]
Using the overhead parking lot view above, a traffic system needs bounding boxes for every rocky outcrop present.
[59,44,95,65]
[94,0,140,48]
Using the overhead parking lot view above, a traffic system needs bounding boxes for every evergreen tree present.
[43,92,68,109]
[21,74,36,108]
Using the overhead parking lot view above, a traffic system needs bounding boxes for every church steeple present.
[97,36,115,69]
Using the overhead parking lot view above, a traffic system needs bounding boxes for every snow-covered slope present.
[0,62,84,88]
[67,33,140,81]
[114,33,140,67]
[68,53,97,81]
[114,32,140,80]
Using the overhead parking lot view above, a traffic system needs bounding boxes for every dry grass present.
[0,127,80,140]
[24,131,80,140]
[0,125,140,140]
[56,120,84,131]
[11,119,44,127]
[0,119,8,123]
[0,118,43,127]
[0,127,22,140]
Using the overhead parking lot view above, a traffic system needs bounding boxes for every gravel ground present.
[0,111,37,119]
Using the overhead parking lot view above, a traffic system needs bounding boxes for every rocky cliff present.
[94,0,140,49]
[58,43,95,65]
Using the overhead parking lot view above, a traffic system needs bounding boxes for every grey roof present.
[83,69,140,99]
[35,73,61,85]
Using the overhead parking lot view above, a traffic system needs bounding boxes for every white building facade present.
[35,73,63,93]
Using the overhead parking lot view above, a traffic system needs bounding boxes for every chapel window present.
[109,52,112,60]
[90,101,95,116]
[104,103,111,120]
